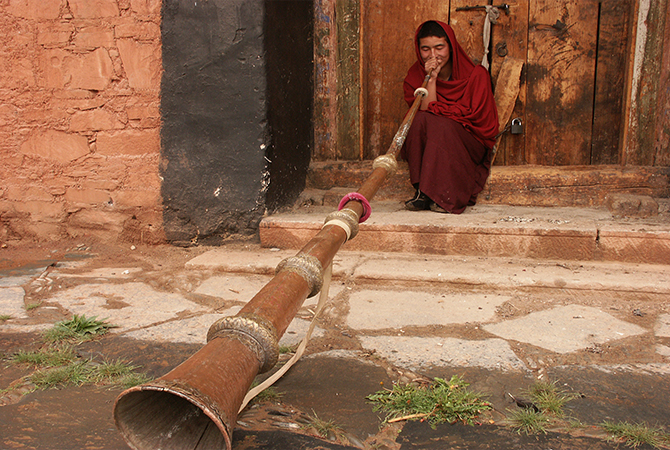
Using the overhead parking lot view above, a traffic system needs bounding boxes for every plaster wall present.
[0,0,313,245]
[0,0,164,244]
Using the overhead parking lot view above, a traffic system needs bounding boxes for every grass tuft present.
[367,375,491,428]
[12,347,77,367]
[25,302,42,311]
[7,316,150,395]
[601,420,670,449]
[116,372,153,389]
[30,361,92,389]
[305,411,342,439]
[506,407,551,435]
[44,314,114,343]
[0,314,12,321]
[525,380,578,417]
[28,358,152,390]
[278,344,295,354]
[505,379,581,435]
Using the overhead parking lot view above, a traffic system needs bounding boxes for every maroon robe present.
[399,21,499,214]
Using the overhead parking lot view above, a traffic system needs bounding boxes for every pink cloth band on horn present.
[338,192,371,223]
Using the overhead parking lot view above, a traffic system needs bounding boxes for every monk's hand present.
[424,56,443,79]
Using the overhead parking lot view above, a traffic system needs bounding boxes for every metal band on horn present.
[207,313,279,373]
[275,253,323,298]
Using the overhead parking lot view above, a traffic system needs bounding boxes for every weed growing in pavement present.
[7,317,152,393]
[506,407,551,434]
[505,379,579,435]
[116,371,153,389]
[12,347,77,367]
[92,359,152,388]
[44,314,114,343]
[25,301,42,310]
[601,420,670,449]
[30,361,91,388]
[526,380,579,416]
[0,314,11,321]
[278,344,295,354]
[305,411,343,439]
[367,375,492,428]
[27,358,151,390]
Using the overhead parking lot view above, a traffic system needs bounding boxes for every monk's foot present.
[404,190,431,211]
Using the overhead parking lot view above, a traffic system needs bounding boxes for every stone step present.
[305,160,670,208]
[260,199,670,264]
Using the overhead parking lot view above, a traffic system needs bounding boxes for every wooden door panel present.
[359,0,628,166]
[526,0,599,165]
[363,0,452,158]
[591,0,631,164]
[490,0,529,165]
[449,0,489,65]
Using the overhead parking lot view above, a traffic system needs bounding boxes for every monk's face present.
[419,36,451,66]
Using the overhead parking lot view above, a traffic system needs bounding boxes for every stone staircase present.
[259,161,670,264]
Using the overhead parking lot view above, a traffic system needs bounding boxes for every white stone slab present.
[195,274,345,308]
[656,345,670,358]
[0,286,27,319]
[0,323,52,333]
[355,255,670,294]
[483,304,647,354]
[122,305,324,348]
[359,336,526,371]
[280,317,325,347]
[655,314,670,338]
[195,274,273,302]
[347,290,509,330]
[49,282,208,332]
[0,276,33,287]
[185,248,294,273]
[185,248,363,278]
[124,313,223,344]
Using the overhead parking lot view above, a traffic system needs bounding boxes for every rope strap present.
[338,192,371,223]
[481,6,501,70]
[238,263,333,413]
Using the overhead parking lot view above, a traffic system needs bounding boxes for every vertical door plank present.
[377,2,419,159]
[362,0,451,158]
[526,0,599,165]
[591,0,631,165]
[336,0,361,159]
[655,0,670,166]
[490,0,529,165]
[314,0,338,160]
[449,0,489,65]
[362,0,384,160]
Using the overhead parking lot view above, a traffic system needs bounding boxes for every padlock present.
[511,118,523,135]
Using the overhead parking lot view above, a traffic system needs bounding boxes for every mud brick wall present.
[0,0,164,244]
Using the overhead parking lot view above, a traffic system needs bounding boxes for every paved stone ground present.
[1,239,669,449]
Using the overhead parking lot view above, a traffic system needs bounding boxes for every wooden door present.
[362,0,452,160]
[361,0,632,166]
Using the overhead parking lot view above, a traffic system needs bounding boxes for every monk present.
[400,20,499,214]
